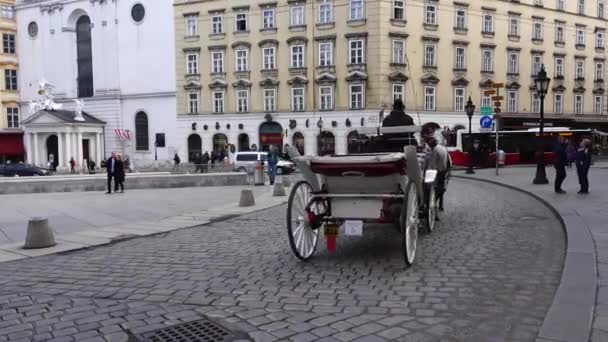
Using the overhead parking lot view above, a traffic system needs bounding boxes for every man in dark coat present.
[576,139,592,194]
[114,154,125,193]
[201,151,210,173]
[105,152,117,194]
[382,99,415,127]
[553,135,568,194]
[194,153,202,173]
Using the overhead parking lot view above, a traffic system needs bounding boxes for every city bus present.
[448,127,593,167]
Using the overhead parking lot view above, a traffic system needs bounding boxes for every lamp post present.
[317,118,324,155]
[465,97,476,174]
[533,64,551,185]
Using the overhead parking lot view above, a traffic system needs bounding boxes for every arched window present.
[318,131,335,156]
[212,133,228,153]
[135,112,149,151]
[347,131,360,154]
[292,132,305,155]
[187,134,202,162]
[76,16,94,98]
[238,133,250,151]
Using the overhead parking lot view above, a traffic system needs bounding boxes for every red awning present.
[0,133,25,156]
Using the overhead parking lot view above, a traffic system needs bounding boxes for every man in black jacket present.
[382,99,414,127]
[554,135,568,194]
[105,152,117,194]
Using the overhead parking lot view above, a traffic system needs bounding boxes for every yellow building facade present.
[174,0,607,155]
[0,0,22,162]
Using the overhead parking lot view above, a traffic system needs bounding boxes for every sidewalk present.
[456,164,608,342]
[0,184,290,263]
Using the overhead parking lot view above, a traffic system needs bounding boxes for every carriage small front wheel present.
[401,181,420,266]
[287,180,320,260]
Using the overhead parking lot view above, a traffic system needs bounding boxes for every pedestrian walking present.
[173,153,181,172]
[575,139,592,194]
[202,151,210,173]
[69,157,76,174]
[124,155,131,173]
[566,140,576,168]
[105,152,117,194]
[553,135,568,194]
[267,145,279,185]
[115,154,125,193]
[194,153,202,173]
[210,151,217,170]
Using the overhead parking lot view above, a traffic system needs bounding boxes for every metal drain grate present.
[135,318,252,342]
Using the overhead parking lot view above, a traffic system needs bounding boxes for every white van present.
[233,152,295,174]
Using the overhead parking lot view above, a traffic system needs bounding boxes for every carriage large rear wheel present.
[287,181,320,260]
[401,181,420,266]
[424,184,437,234]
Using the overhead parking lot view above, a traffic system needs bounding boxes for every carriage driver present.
[421,124,450,213]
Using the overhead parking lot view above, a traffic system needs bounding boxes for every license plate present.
[344,220,363,236]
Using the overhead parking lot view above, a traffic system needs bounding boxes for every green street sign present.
[480,106,493,116]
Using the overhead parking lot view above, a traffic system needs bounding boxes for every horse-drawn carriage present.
[286,125,444,266]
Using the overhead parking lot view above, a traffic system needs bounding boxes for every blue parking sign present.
[480,116,493,129]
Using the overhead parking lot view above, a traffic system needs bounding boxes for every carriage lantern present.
[465,97,476,174]
[317,118,324,132]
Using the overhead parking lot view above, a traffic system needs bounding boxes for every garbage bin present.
[497,149,506,167]
[254,161,265,186]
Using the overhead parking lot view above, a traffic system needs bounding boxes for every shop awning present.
[0,133,25,156]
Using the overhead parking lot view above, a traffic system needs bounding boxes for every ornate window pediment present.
[208,79,227,89]
[287,36,308,44]
[479,78,493,88]
[506,81,521,89]
[388,71,409,82]
[315,73,336,83]
[231,41,251,49]
[593,87,605,94]
[345,71,368,82]
[574,85,586,93]
[552,84,566,92]
[421,74,440,84]
[451,77,469,86]
[232,79,252,88]
[259,78,279,87]
[184,80,202,90]
[288,75,308,85]
[258,39,279,47]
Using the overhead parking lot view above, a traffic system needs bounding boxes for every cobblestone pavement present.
[0,179,565,342]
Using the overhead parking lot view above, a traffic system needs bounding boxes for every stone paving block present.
[0,181,568,342]
[289,332,318,342]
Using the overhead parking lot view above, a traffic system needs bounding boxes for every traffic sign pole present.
[493,86,502,176]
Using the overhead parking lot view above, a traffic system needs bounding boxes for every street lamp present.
[465,97,476,174]
[317,117,324,133]
[533,64,551,185]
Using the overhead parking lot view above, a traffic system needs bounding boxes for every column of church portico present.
[32,133,39,166]
[57,132,64,167]
[64,132,70,165]
[25,133,32,164]
[96,133,102,164]
[77,131,83,168]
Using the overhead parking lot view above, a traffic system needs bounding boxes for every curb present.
[454,175,596,342]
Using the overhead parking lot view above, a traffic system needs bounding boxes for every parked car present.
[233,152,295,175]
[0,163,51,177]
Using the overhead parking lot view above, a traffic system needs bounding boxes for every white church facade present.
[15,0,176,169]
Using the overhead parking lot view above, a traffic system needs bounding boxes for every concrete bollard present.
[273,182,286,197]
[239,189,255,207]
[283,176,291,188]
[23,217,56,249]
